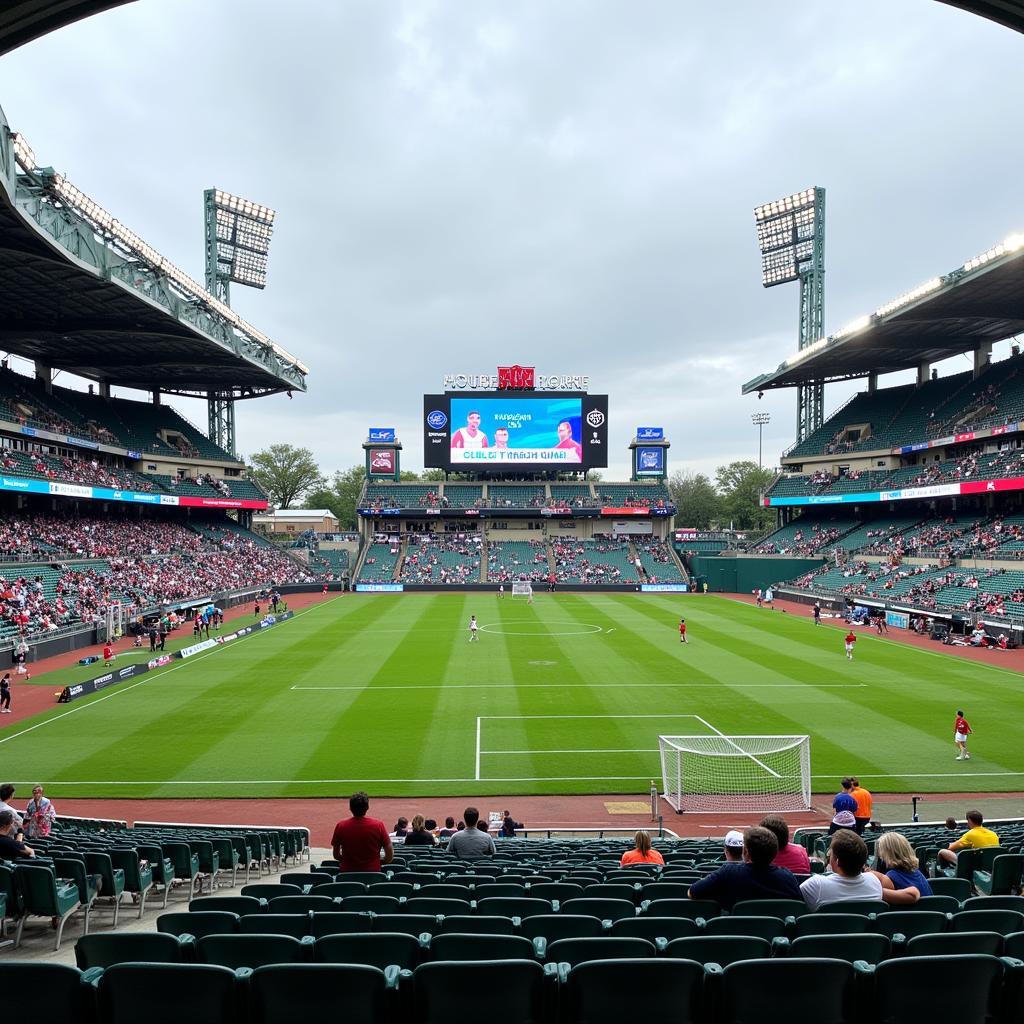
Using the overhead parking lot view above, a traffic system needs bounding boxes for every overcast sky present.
[1,0,1022,480]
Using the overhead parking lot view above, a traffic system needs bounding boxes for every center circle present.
[479,621,604,636]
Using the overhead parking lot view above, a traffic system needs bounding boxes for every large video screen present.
[423,393,608,470]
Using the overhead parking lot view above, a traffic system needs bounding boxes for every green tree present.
[248,444,324,509]
[714,460,776,530]
[420,468,446,482]
[668,469,721,529]
[327,465,370,530]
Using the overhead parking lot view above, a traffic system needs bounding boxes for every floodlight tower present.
[753,187,826,444]
[203,188,276,456]
[751,411,771,470]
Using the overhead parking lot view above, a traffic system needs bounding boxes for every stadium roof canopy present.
[0,1,136,57]
[743,235,1024,394]
[937,0,1024,34]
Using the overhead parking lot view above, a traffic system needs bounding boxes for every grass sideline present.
[3,593,1021,799]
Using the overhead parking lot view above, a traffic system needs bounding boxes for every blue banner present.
[368,427,396,441]
[636,427,664,440]
[636,446,665,474]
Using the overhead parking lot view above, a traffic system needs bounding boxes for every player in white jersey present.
[451,411,489,450]
[469,614,479,641]
[498,584,504,598]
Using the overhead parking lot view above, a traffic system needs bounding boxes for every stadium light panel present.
[207,187,276,290]
[11,132,36,171]
[874,277,942,318]
[753,187,821,288]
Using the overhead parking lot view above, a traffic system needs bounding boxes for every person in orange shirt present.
[851,776,873,834]
[620,830,665,866]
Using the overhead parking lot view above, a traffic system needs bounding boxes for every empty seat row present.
[12,953,1024,1024]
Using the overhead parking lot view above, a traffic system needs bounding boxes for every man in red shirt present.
[331,791,393,872]
[679,618,688,644]
[954,709,972,761]
[844,631,857,660]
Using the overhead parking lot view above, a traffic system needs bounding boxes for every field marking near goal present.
[291,682,868,691]
[474,712,752,782]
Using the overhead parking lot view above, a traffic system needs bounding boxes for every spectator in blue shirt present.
[688,826,801,910]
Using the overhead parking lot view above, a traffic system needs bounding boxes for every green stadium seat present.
[136,844,175,909]
[926,877,972,901]
[912,895,962,914]
[562,897,636,923]
[189,895,264,916]
[438,914,516,935]
[609,917,701,943]
[475,896,552,919]
[871,953,1005,1023]
[163,842,202,899]
[196,932,311,968]
[157,910,240,938]
[315,931,421,970]
[75,931,191,968]
[545,936,655,967]
[109,847,155,918]
[720,958,856,1024]
[267,895,339,914]
[528,882,585,904]
[248,963,390,1024]
[13,863,81,951]
[96,962,241,1024]
[637,897,718,920]
[373,913,441,937]
[793,913,872,937]
[241,883,302,900]
[414,960,547,1024]
[343,895,402,914]
[972,856,1024,898]
[562,958,705,1024]
[702,914,788,940]
[789,932,890,964]
[518,914,604,943]
[429,932,535,962]
[873,910,948,940]
[470,882,526,899]
[581,883,638,902]
[952,909,1024,935]
[638,881,694,902]
[1004,931,1024,959]
[665,934,771,966]
[731,898,808,918]
[906,932,1004,956]
[337,871,388,884]
[309,911,376,937]
[0,963,89,1024]
[367,881,414,899]
[241,913,310,937]
[309,880,368,900]
[403,896,472,917]
[816,900,889,917]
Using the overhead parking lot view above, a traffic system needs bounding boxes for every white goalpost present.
[511,581,533,600]
[659,734,811,813]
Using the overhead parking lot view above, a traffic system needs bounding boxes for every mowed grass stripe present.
[2,593,1022,797]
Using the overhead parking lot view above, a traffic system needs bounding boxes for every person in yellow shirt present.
[938,809,999,867]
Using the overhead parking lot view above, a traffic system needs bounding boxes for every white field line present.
[0,604,320,747]
[15,770,1024,786]
[290,683,868,691]
[475,717,482,781]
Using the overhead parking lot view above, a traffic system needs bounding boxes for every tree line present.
[247,444,776,532]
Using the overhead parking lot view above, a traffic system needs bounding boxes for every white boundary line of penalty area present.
[26,770,1024,786]
[294,683,868,692]
[0,604,321,748]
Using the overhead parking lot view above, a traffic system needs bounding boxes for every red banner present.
[497,364,535,390]
[960,475,1024,495]
[601,507,649,516]
[176,496,267,510]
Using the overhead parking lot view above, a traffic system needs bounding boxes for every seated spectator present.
[0,809,34,858]
[620,830,665,866]
[402,814,436,847]
[391,816,409,839]
[938,809,999,867]
[687,826,801,910]
[446,806,496,859]
[870,832,932,897]
[760,814,811,874]
[800,831,919,909]
[437,816,458,838]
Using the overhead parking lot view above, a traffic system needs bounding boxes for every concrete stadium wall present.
[688,555,825,594]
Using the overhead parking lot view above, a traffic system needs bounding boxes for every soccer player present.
[451,411,489,449]
[844,630,857,660]
[679,618,688,644]
[469,614,479,642]
[322,582,329,598]
[102,642,114,666]
[554,420,582,461]
[813,601,821,625]
[498,584,504,599]
[954,709,972,760]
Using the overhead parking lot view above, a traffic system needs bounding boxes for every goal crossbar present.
[659,734,811,814]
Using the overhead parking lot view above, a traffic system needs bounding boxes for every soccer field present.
[5,593,1022,799]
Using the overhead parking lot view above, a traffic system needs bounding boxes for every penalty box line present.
[475,713,710,783]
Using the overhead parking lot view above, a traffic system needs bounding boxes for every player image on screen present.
[493,427,510,449]
[554,419,582,461]
[451,410,489,450]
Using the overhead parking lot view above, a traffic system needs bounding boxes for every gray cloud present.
[0,0,1021,480]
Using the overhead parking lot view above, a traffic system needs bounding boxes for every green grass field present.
[4,593,1022,799]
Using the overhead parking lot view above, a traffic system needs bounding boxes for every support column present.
[98,382,110,399]
[915,362,930,386]
[35,363,52,393]
[208,394,236,457]
[974,344,992,378]
[868,373,879,394]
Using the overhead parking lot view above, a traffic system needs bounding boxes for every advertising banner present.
[885,610,910,629]
[368,428,396,442]
[641,583,689,592]
[764,474,1024,507]
[636,446,665,475]
[368,448,396,474]
[0,474,267,510]
[355,583,405,592]
[636,427,664,440]
[57,661,151,703]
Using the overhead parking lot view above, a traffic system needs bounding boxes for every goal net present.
[511,582,533,599]
[659,734,811,813]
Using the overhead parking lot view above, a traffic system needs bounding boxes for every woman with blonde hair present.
[870,832,932,897]
[620,830,664,866]
[402,814,436,846]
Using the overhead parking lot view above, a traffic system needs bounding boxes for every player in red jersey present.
[844,631,857,660]
[679,618,688,644]
[954,709,972,760]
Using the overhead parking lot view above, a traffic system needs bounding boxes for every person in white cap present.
[686,825,802,910]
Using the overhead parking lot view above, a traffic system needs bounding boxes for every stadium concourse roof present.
[938,0,1024,34]
[0,1,135,57]
[743,236,1024,394]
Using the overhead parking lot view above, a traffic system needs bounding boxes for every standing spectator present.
[148,624,157,652]
[0,672,10,713]
[760,815,811,874]
[157,622,167,651]
[23,785,56,839]
[687,827,801,910]
[851,777,873,835]
[330,791,393,872]
[831,778,857,825]
[446,806,496,859]
[500,810,523,838]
